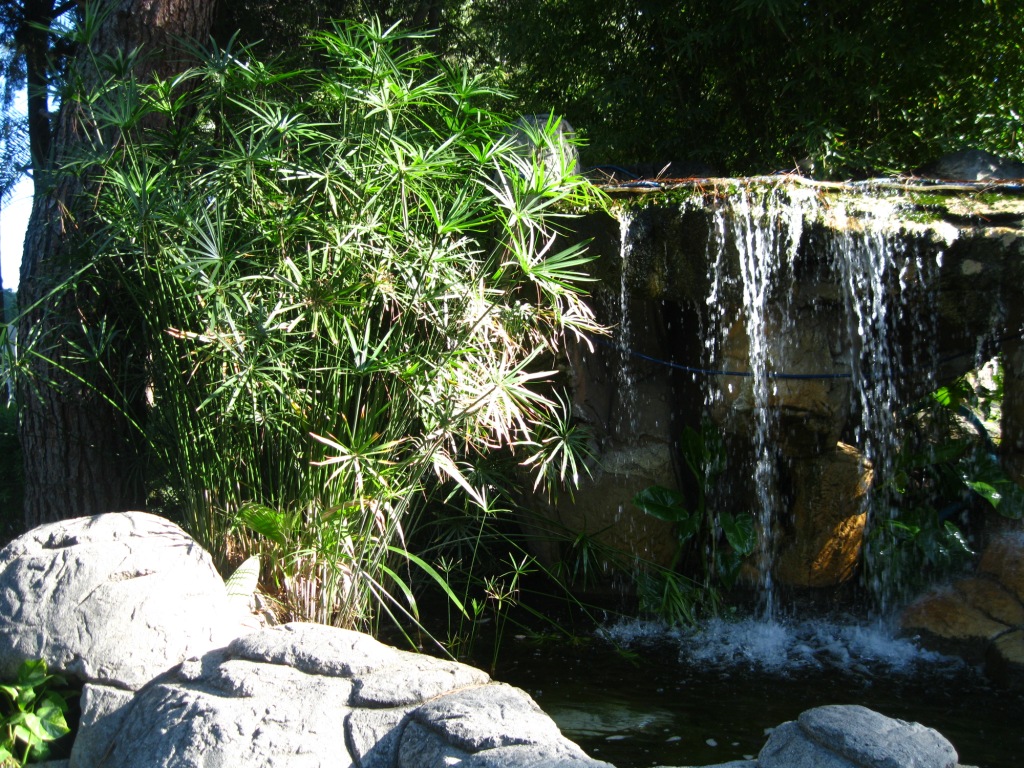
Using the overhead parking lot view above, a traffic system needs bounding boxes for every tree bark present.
[17,0,215,530]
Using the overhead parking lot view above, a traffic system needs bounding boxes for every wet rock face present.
[535,180,1024,581]
[901,533,1024,689]
[775,443,872,588]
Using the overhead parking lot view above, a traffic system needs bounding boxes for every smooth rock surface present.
[901,586,1010,645]
[978,532,1024,602]
[0,511,236,689]
[70,684,135,767]
[759,704,958,768]
[986,628,1024,690]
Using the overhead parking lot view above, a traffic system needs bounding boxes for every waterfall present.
[704,188,808,620]
[594,179,1005,623]
[616,210,639,439]
[828,205,941,611]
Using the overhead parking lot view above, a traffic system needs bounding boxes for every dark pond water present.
[494,617,1024,768]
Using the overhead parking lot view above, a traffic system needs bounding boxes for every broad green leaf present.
[30,696,70,741]
[225,555,261,600]
[676,511,702,545]
[942,521,975,556]
[966,480,1002,507]
[17,658,48,689]
[632,485,687,522]
[720,512,756,556]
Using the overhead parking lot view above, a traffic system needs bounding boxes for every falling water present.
[832,220,905,477]
[617,210,639,439]
[704,188,808,620]
[829,206,940,611]
[534,183,1024,768]
[613,185,951,616]
[738,193,799,620]
[612,208,652,560]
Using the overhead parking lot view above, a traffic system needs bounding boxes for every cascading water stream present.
[612,185,964,618]
[829,207,941,611]
[616,211,638,438]
[525,182,1024,768]
[706,189,805,621]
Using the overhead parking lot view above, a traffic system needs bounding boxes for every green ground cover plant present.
[0,659,75,766]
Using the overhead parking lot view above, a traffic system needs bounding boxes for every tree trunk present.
[17,0,215,530]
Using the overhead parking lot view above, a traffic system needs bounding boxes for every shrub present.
[67,20,604,632]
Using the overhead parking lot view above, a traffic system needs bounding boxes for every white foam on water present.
[598,615,963,677]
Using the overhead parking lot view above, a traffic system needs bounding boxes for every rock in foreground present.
[0,511,237,689]
[97,622,610,768]
[758,704,958,768]
[0,513,977,768]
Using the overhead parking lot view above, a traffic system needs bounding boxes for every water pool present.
[494,617,1024,768]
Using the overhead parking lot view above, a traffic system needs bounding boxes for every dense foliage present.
[473,0,1024,175]
[205,0,1024,176]
[1,0,1022,636]
[66,19,601,631]
[4,2,1024,196]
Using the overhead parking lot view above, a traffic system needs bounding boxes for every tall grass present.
[66,20,604,633]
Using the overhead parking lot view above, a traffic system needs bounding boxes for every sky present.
[1,85,33,292]
[0,175,30,292]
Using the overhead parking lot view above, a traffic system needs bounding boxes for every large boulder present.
[92,622,613,768]
[0,511,238,690]
[978,532,1024,601]
[758,704,958,768]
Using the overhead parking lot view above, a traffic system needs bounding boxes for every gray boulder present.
[0,511,238,690]
[758,704,959,768]
[94,622,614,768]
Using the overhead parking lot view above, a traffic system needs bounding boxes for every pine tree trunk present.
[17,0,215,530]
